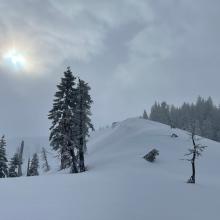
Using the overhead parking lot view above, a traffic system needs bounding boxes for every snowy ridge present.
[88,118,220,180]
[1,117,220,220]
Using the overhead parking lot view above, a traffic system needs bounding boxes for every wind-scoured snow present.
[1,118,220,220]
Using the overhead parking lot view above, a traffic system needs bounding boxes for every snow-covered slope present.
[1,118,220,220]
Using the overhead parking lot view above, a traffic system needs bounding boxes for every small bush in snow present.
[143,149,159,162]
[171,133,178,138]
[112,122,118,128]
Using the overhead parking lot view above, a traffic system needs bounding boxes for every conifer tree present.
[0,135,8,178]
[29,153,39,176]
[149,96,220,142]
[75,78,94,172]
[48,67,78,172]
[41,147,50,172]
[8,153,19,177]
[17,140,24,177]
[143,110,148,119]
[26,157,31,176]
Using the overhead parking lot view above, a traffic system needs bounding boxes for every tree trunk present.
[189,157,196,184]
[26,158,30,176]
[60,147,70,170]
[70,149,78,173]
[60,152,64,170]
[189,133,196,184]
[79,137,85,172]
[60,156,66,170]
[78,91,86,173]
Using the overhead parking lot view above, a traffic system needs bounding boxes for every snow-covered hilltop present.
[1,118,220,220]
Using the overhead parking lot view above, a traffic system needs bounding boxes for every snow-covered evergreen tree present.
[74,78,94,172]
[150,102,170,125]
[17,140,24,177]
[143,110,148,119]
[149,96,220,142]
[0,135,8,178]
[29,153,39,176]
[8,153,19,177]
[48,67,78,172]
[41,147,50,172]
[26,157,31,176]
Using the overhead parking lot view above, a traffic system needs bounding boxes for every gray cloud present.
[0,0,219,137]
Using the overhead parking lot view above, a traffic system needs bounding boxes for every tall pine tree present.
[41,147,50,172]
[26,157,31,176]
[142,110,148,119]
[0,135,8,178]
[48,67,78,172]
[29,153,39,176]
[8,153,19,177]
[17,140,24,177]
[75,79,94,172]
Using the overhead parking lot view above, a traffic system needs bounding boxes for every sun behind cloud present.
[1,41,50,76]
[3,48,27,69]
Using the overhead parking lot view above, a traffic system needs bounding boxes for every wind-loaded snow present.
[0,118,220,220]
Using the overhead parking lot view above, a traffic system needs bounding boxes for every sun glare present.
[4,49,26,68]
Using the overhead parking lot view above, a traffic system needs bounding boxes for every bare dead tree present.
[184,121,207,184]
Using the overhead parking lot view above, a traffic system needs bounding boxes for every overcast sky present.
[0,0,220,138]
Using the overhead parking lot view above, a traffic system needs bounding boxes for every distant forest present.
[144,97,220,142]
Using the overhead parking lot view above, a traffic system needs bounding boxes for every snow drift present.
[1,118,220,220]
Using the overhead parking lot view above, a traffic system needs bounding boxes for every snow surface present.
[1,118,220,220]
